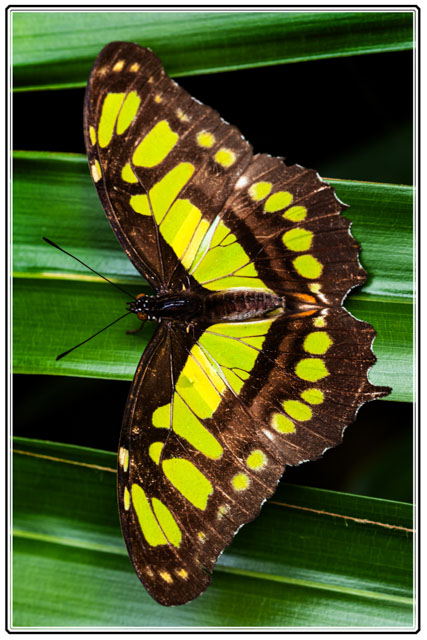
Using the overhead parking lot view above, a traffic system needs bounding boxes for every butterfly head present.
[127,293,150,321]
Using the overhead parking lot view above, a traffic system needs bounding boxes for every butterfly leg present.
[185,320,198,342]
[126,320,147,335]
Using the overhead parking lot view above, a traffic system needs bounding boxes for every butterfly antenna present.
[56,312,132,361]
[43,237,134,298]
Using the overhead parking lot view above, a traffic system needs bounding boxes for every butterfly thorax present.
[129,290,285,324]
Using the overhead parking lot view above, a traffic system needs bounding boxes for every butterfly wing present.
[219,154,364,306]
[118,307,389,606]
[163,153,364,303]
[84,41,253,291]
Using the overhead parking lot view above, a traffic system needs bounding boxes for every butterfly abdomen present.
[200,290,284,322]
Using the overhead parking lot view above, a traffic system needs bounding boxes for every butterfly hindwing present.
[117,321,280,606]
[118,306,387,605]
[165,154,364,303]
[84,42,391,606]
[221,154,365,305]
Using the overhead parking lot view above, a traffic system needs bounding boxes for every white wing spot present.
[235,176,249,190]
[263,429,275,441]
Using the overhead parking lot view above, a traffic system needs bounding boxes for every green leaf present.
[13,152,413,401]
[12,11,414,91]
[13,438,413,628]
[329,179,413,301]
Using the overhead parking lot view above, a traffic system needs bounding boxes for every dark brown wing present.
[118,308,389,606]
[84,41,253,292]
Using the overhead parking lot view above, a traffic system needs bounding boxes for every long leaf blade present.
[12,11,414,91]
[13,438,414,628]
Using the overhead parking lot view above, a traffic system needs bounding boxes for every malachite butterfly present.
[84,41,391,606]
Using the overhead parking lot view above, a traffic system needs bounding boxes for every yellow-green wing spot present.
[246,449,267,470]
[130,162,194,222]
[130,158,212,272]
[152,394,223,460]
[303,331,333,355]
[176,569,189,580]
[162,458,213,510]
[197,130,215,148]
[131,484,182,547]
[232,473,250,491]
[159,570,173,584]
[151,341,225,459]
[293,254,323,279]
[176,344,226,417]
[301,388,325,404]
[152,498,182,548]
[122,162,138,183]
[148,441,164,464]
[89,126,96,145]
[264,191,293,213]
[131,484,168,546]
[214,148,236,167]
[98,92,125,147]
[248,181,272,201]
[133,120,178,168]
[271,413,296,434]
[283,400,312,422]
[116,91,141,135]
[313,315,327,328]
[190,219,270,291]
[295,358,329,382]
[282,228,313,252]
[112,59,125,72]
[199,319,273,394]
[158,199,210,270]
[283,205,307,222]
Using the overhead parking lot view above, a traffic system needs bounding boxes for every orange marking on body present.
[289,309,318,318]
[293,293,317,304]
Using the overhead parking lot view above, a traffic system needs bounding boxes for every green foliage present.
[11,8,414,630]
[13,438,413,627]
[13,11,413,90]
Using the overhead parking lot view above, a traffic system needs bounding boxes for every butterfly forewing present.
[84,41,253,291]
[85,41,391,606]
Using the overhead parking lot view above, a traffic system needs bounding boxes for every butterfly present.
[83,41,391,606]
